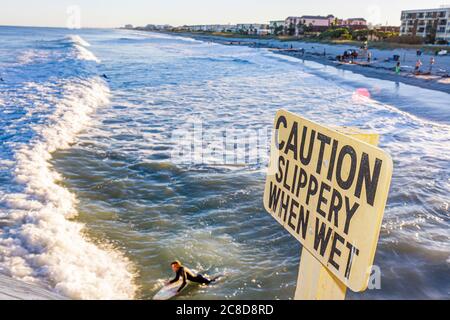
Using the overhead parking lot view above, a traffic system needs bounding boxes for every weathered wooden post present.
[264,110,393,300]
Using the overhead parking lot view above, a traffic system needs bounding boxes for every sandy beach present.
[170,32,450,94]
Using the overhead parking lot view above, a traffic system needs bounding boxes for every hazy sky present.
[1,0,449,28]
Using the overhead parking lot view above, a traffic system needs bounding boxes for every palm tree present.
[288,22,295,36]
[296,21,304,35]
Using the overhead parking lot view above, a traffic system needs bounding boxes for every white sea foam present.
[17,50,43,65]
[73,44,101,63]
[67,35,100,63]
[66,35,91,47]
[12,35,98,67]
[0,36,137,299]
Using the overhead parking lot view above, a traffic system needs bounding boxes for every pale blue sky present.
[1,0,448,28]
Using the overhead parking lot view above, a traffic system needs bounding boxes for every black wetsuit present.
[169,267,211,292]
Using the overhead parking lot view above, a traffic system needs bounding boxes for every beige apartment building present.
[400,7,450,41]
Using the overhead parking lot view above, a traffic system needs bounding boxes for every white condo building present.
[400,7,450,41]
[186,24,237,32]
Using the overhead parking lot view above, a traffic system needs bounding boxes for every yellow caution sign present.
[264,110,393,293]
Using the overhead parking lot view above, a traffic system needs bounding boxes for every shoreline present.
[164,32,450,94]
[274,50,450,95]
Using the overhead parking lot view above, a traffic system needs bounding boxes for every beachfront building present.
[149,24,172,30]
[343,18,367,26]
[184,24,237,33]
[284,17,302,36]
[284,15,335,35]
[270,20,285,35]
[134,24,173,31]
[374,25,401,33]
[299,15,335,31]
[256,25,271,36]
[339,18,368,30]
[236,24,269,35]
[400,7,450,42]
[282,14,369,35]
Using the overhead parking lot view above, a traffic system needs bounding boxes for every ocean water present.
[0,26,449,300]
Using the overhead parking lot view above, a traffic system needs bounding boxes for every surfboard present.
[152,274,225,300]
[153,281,185,300]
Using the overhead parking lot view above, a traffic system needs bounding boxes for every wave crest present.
[65,35,91,47]
[0,36,137,299]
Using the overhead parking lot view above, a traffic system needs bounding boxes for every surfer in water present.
[168,261,217,294]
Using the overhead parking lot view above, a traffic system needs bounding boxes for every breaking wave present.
[0,35,137,299]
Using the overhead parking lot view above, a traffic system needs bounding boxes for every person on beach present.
[395,61,401,75]
[415,59,422,74]
[350,50,358,63]
[168,261,216,294]
[429,57,435,73]
[343,50,349,62]
[367,51,372,63]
